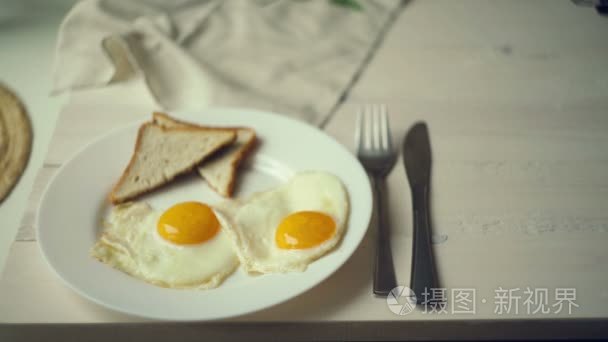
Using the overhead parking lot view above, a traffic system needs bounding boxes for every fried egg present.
[215,171,349,273]
[91,201,238,289]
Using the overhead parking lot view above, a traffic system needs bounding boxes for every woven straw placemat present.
[0,84,32,203]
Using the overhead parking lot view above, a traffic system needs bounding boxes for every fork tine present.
[355,108,362,151]
[364,105,372,150]
[372,105,381,149]
[380,105,391,151]
[356,106,371,151]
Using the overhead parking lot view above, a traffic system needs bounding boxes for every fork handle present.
[371,176,397,296]
[410,185,439,304]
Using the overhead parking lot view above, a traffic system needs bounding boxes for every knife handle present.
[371,176,398,296]
[410,185,439,304]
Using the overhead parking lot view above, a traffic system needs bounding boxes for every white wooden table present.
[2,1,608,340]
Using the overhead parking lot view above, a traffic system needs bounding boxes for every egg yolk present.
[157,202,220,245]
[275,211,336,249]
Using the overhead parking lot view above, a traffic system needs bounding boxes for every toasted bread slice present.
[153,112,257,197]
[110,122,236,204]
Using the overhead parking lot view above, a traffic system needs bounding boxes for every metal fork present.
[356,104,398,296]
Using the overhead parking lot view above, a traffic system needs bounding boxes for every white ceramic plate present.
[37,108,372,321]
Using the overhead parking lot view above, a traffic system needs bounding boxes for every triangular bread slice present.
[110,122,236,204]
[152,112,256,197]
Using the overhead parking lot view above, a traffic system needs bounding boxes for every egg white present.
[91,202,238,289]
[215,171,349,273]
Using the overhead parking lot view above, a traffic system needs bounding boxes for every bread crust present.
[152,112,257,197]
[220,129,257,197]
[109,122,236,204]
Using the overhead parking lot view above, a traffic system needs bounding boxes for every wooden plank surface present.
[2,0,608,336]
[349,0,608,102]
[4,97,608,323]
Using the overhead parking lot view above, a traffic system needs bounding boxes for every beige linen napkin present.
[52,0,401,125]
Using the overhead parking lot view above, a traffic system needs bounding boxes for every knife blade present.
[403,122,431,187]
[402,122,439,305]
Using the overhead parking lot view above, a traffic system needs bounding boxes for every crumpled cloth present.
[52,0,400,125]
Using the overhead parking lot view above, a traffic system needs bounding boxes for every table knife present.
[402,122,439,304]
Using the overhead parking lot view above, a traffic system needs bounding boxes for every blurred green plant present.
[330,0,363,11]
[258,0,363,11]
